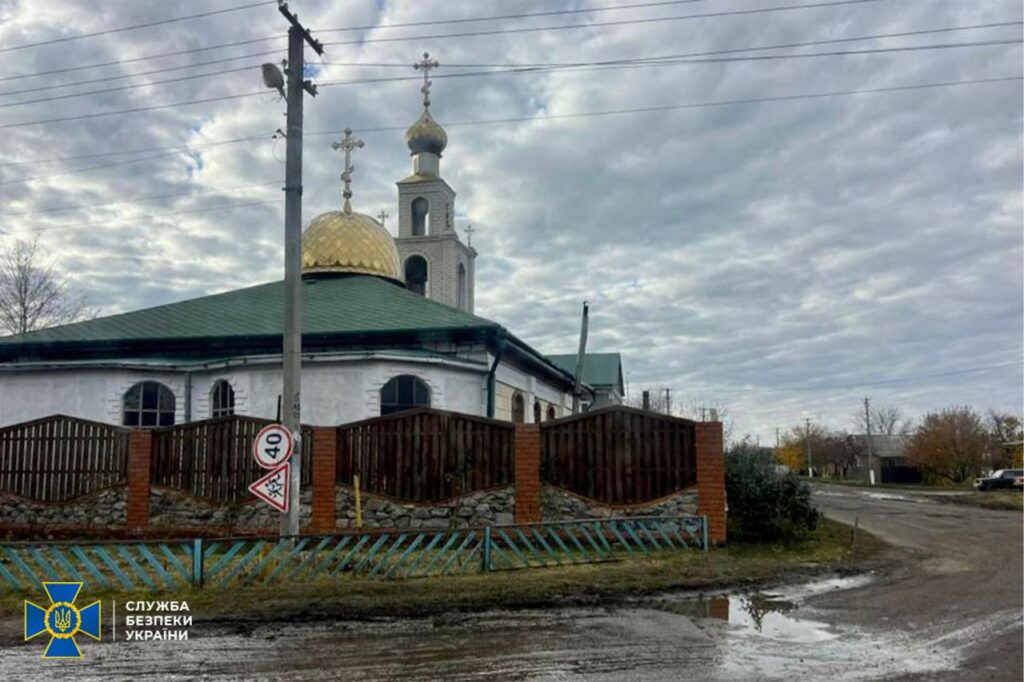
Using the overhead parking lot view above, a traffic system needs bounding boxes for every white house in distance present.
[0,58,624,429]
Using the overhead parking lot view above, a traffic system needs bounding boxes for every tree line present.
[775,405,1023,484]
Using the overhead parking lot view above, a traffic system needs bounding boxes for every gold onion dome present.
[405,109,448,156]
[301,210,402,281]
[301,128,402,282]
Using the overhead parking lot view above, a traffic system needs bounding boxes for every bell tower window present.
[405,255,428,296]
[411,197,429,236]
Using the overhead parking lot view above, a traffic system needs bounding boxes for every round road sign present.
[253,423,294,470]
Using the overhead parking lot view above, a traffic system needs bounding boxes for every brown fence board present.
[541,406,697,505]
[336,408,514,502]
[0,415,130,502]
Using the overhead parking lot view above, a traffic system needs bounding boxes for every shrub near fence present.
[541,407,698,505]
[0,415,128,502]
[336,408,514,501]
[151,416,313,503]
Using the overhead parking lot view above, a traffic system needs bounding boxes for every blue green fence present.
[0,515,707,592]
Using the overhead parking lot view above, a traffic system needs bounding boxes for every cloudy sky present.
[0,0,1021,441]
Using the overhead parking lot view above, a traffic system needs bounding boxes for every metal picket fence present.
[0,515,707,593]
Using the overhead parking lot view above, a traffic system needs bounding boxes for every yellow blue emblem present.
[24,582,100,658]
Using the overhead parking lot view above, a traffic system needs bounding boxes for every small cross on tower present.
[414,52,440,109]
[377,210,389,227]
[464,224,475,247]
[330,127,364,213]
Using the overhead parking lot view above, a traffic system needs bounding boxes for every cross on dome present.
[414,52,440,109]
[331,128,364,214]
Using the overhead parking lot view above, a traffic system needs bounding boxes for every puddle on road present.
[0,573,992,681]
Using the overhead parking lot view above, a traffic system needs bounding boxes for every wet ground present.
[1,486,1020,680]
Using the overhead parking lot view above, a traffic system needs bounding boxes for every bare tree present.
[853,404,912,437]
[0,237,95,336]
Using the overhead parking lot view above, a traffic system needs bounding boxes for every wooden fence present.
[336,408,515,501]
[541,406,697,505]
[0,415,129,502]
[151,417,313,503]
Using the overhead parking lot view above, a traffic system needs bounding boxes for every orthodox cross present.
[414,52,440,109]
[331,127,364,213]
[464,224,475,247]
[377,210,389,227]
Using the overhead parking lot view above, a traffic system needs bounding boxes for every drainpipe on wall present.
[486,332,507,419]
[184,371,193,422]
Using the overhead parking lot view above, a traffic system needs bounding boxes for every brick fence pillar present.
[126,429,153,530]
[310,427,338,533]
[514,423,542,524]
[696,421,727,544]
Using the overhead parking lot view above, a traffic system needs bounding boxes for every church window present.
[411,197,429,236]
[405,255,428,296]
[123,381,175,427]
[211,380,235,418]
[512,392,525,423]
[457,263,467,310]
[533,400,541,424]
[547,405,557,421]
[380,375,431,415]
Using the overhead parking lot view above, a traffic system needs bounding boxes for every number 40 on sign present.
[249,424,294,513]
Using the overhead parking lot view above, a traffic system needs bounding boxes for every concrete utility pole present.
[642,390,650,411]
[664,388,671,416]
[276,1,323,537]
[805,418,813,478]
[864,397,875,486]
[571,301,589,414]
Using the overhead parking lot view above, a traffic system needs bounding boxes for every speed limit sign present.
[253,423,294,470]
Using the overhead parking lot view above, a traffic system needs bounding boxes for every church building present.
[0,55,620,429]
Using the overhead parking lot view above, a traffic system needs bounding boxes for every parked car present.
[973,469,1024,491]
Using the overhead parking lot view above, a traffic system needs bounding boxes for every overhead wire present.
[0,1,275,54]
[1,74,1020,187]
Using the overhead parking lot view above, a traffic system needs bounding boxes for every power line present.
[0,1,275,54]
[672,360,1024,395]
[6,38,1019,112]
[2,181,281,217]
[1,21,1017,168]
[1,75,1019,183]
[2,200,285,238]
[321,0,889,49]
[0,0,881,84]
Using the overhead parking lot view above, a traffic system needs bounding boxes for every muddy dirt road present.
[0,486,1019,680]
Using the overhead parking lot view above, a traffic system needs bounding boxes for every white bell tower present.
[393,53,476,313]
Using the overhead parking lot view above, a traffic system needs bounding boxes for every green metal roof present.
[0,275,497,346]
[546,352,623,388]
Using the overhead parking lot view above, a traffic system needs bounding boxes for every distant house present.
[546,353,624,409]
[852,434,920,483]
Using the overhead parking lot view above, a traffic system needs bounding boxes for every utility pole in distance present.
[804,418,813,478]
[274,1,323,537]
[864,397,875,486]
[664,388,671,416]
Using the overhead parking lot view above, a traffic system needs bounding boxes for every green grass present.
[0,519,884,624]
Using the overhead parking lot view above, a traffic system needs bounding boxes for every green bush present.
[725,440,819,543]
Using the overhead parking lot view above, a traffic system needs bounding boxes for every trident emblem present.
[25,582,101,658]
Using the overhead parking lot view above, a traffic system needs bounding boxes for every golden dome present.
[301,210,402,281]
[406,109,448,156]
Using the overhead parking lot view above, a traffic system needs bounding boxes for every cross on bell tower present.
[331,127,364,213]
[414,52,440,109]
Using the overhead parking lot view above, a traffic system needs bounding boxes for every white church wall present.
[0,369,187,428]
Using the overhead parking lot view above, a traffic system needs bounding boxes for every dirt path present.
[0,489,1019,680]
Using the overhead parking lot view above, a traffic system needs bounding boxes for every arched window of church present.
[512,392,525,423]
[123,381,175,427]
[405,255,428,296]
[457,263,467,310]
[211,380,235,418]
[411,197,429,236]
[547,405,557,421]
[533,400,541,424]
[380,374,431,415]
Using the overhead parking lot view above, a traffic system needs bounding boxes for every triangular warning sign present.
[248,463,290,513]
